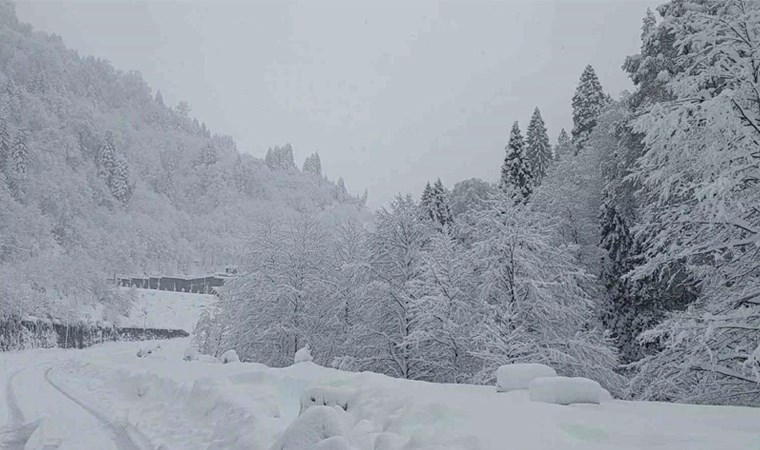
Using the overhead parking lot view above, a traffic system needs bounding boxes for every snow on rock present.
[294,345,314,364]
[273,405,350,450]
[529,376,603,405]
[221,349,240,364]
[300,386,353,414]
[496,363,557,392]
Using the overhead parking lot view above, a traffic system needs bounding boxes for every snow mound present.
[221,349,240,364]
[24,418,63,450]
[294,345,314,364]
[182,346,198,361]
[300,386,353,414]
[273,405,350,450]
[529,376,603,405]
[309,435,353,450]
[496,363,557,392]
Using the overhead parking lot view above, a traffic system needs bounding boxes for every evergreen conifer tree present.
[554,128,572,161]
[11,128,28,178]
[571,65,606,152]
[421,181,433,214]
[302,152,322,175]
[0,118,9,174]
[525,107,552,184]
[97,132,117,182]
[499,122,533,203]
[110,158,131,203]
[201,142,217,166]
[427,178,453,227]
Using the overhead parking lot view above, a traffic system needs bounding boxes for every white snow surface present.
[119,288,216,331]
[2,339,760,449]
[496,363,557,392]
[529,376,603,405]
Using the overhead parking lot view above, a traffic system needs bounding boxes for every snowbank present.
[529,376,603,405]
[300,386,353,414]
[273,405,350,450]
[496,363,557,392]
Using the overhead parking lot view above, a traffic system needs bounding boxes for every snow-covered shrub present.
[183,347,198,361]
[221,349,240,364]
[529,376,603,405]
[294,345,314,364]
[299,386,353,414]
[496,363,557,392]
[273,405,350,450]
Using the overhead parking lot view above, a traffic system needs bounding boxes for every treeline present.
[201,0,760,407]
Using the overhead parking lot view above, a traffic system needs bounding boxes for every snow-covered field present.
[2,339,759,450]
[118,289,216,332]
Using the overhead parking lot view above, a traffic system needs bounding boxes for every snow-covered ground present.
[2,339,760,449]
[118,289,216,332]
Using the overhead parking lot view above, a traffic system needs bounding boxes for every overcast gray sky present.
[16,0,657,207]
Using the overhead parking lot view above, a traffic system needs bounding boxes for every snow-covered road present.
[0,345,150,450]
[3,339,760,449]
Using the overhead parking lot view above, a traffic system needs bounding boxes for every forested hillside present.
[0,2,367,323]
[200,0,760,407]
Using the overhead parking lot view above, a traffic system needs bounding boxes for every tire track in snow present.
[44,367,151,450]
[5,369,25,427]
[1,368,40,450]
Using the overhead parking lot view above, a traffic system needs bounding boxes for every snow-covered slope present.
[5,339,756,450]
[119,289,216,332]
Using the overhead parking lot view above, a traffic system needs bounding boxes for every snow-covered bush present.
[496,363,557,392]
[529,376,603,405]
[220,349,240,364]
[294,345,314,364]
[183,347,198,361]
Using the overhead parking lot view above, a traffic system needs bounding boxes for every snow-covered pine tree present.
[622,6,679,110]
[10,128,28,178]
[553,128,572,162]
[598,193,640,362]
[431,178,453,227]
[422,179,453,227]
[302,152,321,176]
[155,89,164,107]
[420,181,433,213]
[200,142,217,166]
[96,132,116,183]
[0,117,9,174]
[628,0,760,406]
[336,177,348,200]
[571,65,606,152]
[525,107,552,183]
[499,122,533,203]
[110,158,131,203]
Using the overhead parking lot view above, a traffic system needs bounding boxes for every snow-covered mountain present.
[0,1,367,322]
